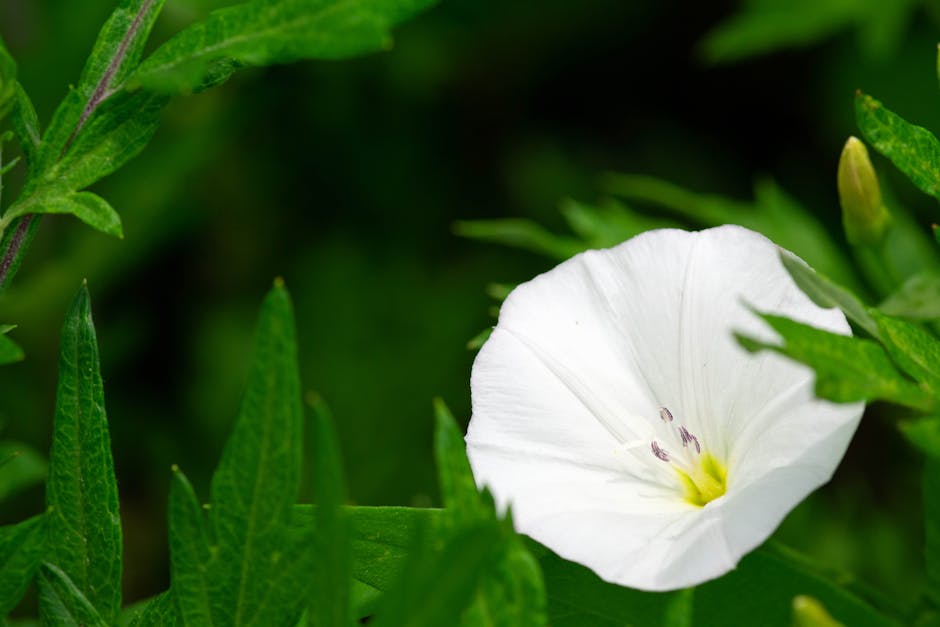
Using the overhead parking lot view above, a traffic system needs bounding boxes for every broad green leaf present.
[603,175,860,292]
[131,0,439,94]
[855,93,940,202]
[37,563,108,627]
[534,544,677,627]
[558,198,679,249]
[433,399,484,521]
[0,514,47,615]
[36,0,167,173]
[168,467,213,626]
[0,330,23,365]
[369,521,504,627]
[43,285,122,624]
[737,312,936,411]
[0,35,15,120]
[208,280,309,626]
[925,459,940,607]
[453,219,586,261]
[871,311,940,397]
[127,591,181,627]
[308,397,352,627]
[0,441,47,501]
[11,84,40,169]
[779,252,879,338]
[4,192,123,239]
[880,271,940,320]
[694,547,894,626]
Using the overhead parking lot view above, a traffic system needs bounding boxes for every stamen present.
[659,407,674,423]
[678,426,701,454]
[651,441,670,462]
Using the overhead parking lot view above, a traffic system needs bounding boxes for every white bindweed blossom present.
[466,225,863,591]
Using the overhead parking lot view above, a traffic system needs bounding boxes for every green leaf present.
[694,547,894,626]
[308,396,352,627]
[855,92,940,202]
[603,175,861,292]
[453,219,586,261]
[664,588,694,627]
[11,83,40,170]
[925,459,940,607]
[36,0,167,174]
[131,0,438,94]
[558,198,679,249]
[0,329,23,365]
[369,521,504,627]
[737,312,936,411]
[0,35,16,120]
[43,284,122,624]
[901,416,940,460]
[871,311,940,397]
[0,514,47,615]
[433,399,484,521]
[208,280,310,626]
[128,591,181,627]
[167,467,213,626]
[4,192,123,239]
[779,252,879,338]
[37,563,109,627]
[0,214,42,295]
[879,271,940,320]
[0,440,47,501]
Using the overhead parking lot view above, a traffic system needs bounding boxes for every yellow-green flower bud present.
[792,595,844,627]
[838,136,890,247]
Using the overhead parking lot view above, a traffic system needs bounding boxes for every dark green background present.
[1,0,937,606]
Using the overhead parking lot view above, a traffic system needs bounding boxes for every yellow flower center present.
[675,453,727,507]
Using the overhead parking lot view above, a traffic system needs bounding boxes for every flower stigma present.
[651,407,727,507]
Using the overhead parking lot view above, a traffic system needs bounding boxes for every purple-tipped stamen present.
[659,407,674,423]
[678,426,701,454]
[651,441,670,462]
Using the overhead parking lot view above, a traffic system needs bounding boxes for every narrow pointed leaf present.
[0,35,15,120]
[11,83,41,171]
[132,0,438,94]
[43,285,122,624]
[879,271,940,320]
[0,441,47,501]
[37,563,109,627]
[737,312,936,411]
[308,397,352,627]
[871,311,940,397]
[0,332,23,365]
[168,467,213,626]
[37,0,166,172]
[209,281,305,626]
[0,514,47,615]
[779,252,879,338]
[453,219,586,261]
[5,192,123,238]
[855,92,940,202]
[433,398,484,521]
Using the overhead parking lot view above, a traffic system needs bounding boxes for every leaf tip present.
[273,276,286,289]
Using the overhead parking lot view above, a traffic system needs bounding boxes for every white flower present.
[466,225,863,591]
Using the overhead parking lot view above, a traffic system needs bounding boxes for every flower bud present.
[792,595,844,627]
[837,136,890,247]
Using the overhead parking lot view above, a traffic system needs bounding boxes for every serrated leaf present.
[879,271,940,320]
[871,311,940,398]
[208,281,309,626]
[43,285,122,624]
[779,252,879,338]
[737,312,936,411]
[131,0,438,94]
[36,0,167,173]
[0,514,47,615]
[37,562,108,627]
[128,591,181,627]
[308,397,352,627]
[603,175,861,292]
[5,192,123,239]
[855,92,940,202]
[453,219,586,261]
[369,521,504,627]
[0,441,47,501]
[168,468,213,626]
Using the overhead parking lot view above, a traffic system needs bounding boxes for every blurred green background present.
[1,0,939,609]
